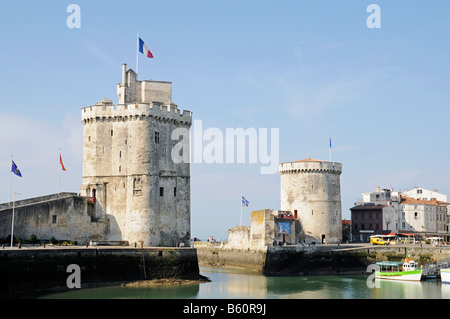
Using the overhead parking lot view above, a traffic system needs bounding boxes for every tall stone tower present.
[279,159,342,244]
[79,64,192,247]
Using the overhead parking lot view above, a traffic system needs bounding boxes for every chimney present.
[122,64,127,86]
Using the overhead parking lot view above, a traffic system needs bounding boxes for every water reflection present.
[40,267,450,299]
[197,267,268,298]
[374,280,450,299]
[41,281,200,299]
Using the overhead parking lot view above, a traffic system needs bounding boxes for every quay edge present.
[195,244,450,275]
[0,246,202,298]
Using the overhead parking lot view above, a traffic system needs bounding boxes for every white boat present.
[440,268,450,283]
[375,259,422,281]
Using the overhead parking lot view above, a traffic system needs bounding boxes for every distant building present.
[402,187,447,202]
[351,186,450,242]
[342,219,351,243]
[227,209,298,249]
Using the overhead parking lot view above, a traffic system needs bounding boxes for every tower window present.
[174,187,177,197]
[160,187,164,196]
[111,130,114,136]
[155,131,160,144]
[119,166,121,172]
[119,151,122,158]
[52,215,57,224]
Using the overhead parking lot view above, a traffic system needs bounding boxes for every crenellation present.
[81,101,192,126]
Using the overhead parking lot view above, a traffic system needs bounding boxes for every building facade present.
[279,159,343,244]
[79,64,192,246]
[351,187,450,242]
[227,209,298,249]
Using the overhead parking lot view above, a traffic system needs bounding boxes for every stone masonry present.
[79,64,192,247]
[279,159,343,244]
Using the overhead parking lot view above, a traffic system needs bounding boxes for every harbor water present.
[40,266,450,299]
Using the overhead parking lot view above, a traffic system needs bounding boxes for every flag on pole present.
[60,154,66,171]
[11,161,22,177]
[242,196,249,207]
[329,137,332,149]
[139,37,154,58]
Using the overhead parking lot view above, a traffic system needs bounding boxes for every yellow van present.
[370,237,389,245]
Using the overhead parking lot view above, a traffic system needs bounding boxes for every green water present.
[40,266,450,299]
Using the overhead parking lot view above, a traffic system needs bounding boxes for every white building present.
[402,187,447,202]
[352,186,450,242]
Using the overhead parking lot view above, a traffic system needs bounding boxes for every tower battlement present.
[82,63,192,127]
[81,99,192,126]
[279,159,342,175]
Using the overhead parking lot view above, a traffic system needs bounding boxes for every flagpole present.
[240,194,243,226]
[58,148,61,197]
[11,192,20,247]
[136,32,139,76]
[11,193,15,247]
[9,155,12,207]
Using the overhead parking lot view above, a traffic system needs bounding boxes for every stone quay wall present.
[0,247,200,297]
[196,244,450,275]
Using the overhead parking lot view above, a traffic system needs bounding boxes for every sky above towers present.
[1,1,450,240]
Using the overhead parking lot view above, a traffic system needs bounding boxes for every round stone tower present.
[279,158,342,244]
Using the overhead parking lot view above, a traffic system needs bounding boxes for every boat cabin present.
[375,259,419,273]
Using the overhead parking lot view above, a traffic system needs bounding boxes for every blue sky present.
[1,1,450,240]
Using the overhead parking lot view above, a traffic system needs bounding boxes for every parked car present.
[370,237,389,245]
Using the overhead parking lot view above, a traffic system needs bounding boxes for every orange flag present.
[60,154,66,171]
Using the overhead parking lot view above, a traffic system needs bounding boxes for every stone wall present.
[0,247,200,297]
[196,245,450,275]
[196,246,267,272]
[0,193,105,244]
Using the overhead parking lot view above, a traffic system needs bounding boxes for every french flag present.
[139,37,154,58]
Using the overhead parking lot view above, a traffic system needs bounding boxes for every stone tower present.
[79,64,192,247]
[279,159,342,244]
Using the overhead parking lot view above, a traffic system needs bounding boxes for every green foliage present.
[29,234,38,244]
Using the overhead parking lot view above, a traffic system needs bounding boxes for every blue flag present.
[11,161,22,177]
[242,196,249,207]
[329,137,332,149]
